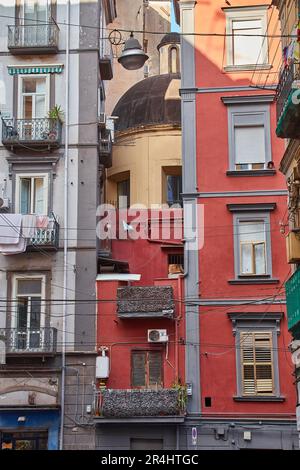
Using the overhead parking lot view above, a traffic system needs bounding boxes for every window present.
[228,312,282,400]
[11,275,45,351]
[131,351,162,389]
[225,7,268,68]
[18,75,49,120]
[232,211,273,279]
[16,174,48,215]
[238,220,266,275]
[169,46,179,73]
[168,253,184,277]
[226,103,272,172]
[166,175,182,207]
[241,331,274,396]
[117,178,130,209]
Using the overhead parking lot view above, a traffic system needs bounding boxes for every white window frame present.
[15,173,49,215]
[18,74,50,120]
[233,212,272,278]
[11,274,46,350]
[225,6,268,69]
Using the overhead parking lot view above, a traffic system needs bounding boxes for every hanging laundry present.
[0,213,22,245]
[22,214,37,238]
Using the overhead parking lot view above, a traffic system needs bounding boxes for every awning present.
[7,64,64,75]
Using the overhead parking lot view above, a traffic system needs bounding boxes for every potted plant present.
[48,104,64,123]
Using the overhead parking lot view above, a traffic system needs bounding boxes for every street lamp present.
[117,32,149,70]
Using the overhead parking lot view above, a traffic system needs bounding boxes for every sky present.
[171,1,180,32]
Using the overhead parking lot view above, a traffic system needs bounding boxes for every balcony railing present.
[99,37,114,80]
[28,218,59,250]
[276,60,300,138]
[93,388,185,418]
[99,129,112,168]
[276,60,299,121]
[2,118,62,149]
[8,23,59,54]
[0,327,57,354]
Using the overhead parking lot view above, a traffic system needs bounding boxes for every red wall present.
[96,278,185,389]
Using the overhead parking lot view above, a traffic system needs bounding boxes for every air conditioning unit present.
[98,112,106,128]
[148,329,168,343]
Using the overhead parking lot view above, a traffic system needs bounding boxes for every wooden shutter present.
[132,352,146,388]
[241,332,273,396]
[148,351,162,388]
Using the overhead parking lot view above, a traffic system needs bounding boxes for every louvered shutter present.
[254,333,273,394]
[241,333,256,395]
[241,332,273,396]
[148,352,162,388]
[132,352,146,387]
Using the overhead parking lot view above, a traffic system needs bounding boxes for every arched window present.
[169,46,179,74]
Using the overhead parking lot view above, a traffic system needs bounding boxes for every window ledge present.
[224,64,272,72]
[226,170,276,177]
[228,277,279,285]
[233,396,285,402]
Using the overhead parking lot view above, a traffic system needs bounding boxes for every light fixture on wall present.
[17,416,26,423]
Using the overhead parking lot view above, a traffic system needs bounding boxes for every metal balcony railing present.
[2,118,62,148]
[28,217,59,249]
[93,388,186,418]
[8,23,59,52]
[99,37,114,80]
[99,129,112,155]
[0,327,57,354]
[276,60,300,121]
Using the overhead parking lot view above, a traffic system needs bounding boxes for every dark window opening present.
[204,396,212,407]
[168,253,184,276]
[117,178,130,209]
[166,175,182,207]
[132,350,162,389]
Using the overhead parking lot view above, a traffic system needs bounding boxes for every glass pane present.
[23,78,36,94]
[241,243,253,274]
[20,178,31,215]
[232,21,264,65]
[33,178,45,214]
[167,175,182,206]
[35,77,46,94]
[30,298,41,329]
[35,95,46,118]
[18,279,42,295]
[117,179,130,209]
[23,96,33,119]
[17,298,28,329]
[254,242,266,274]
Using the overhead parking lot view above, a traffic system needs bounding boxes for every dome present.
[113,73,181,132]
[157,32,180,50]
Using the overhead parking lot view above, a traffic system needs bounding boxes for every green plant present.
[172,381,187,412]
[48,104,64,122]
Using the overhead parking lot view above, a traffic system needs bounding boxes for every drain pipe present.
[60,0,70,451]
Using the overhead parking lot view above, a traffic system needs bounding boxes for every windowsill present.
[226,170,276,177]
[233,396,285,402]
[229,276,279,285]
[224,64,272,72]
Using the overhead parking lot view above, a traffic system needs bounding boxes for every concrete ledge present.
[228,278,280,285]
[233,396,285,402]
[93,416,185,424]
[226,170,276,177]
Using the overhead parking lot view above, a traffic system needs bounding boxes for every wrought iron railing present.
[0,327,57,353]
[2,118,62,146]
[276,60,300,121]
[8,23,59,50]
[93,388,185,417]
[29,218,59,249]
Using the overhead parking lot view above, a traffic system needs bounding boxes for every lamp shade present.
[118,34,149,70]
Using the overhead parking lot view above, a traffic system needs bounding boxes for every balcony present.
[286,231,300,263]
[99,129,112,168]
[117,285,175,319]
[276,60,300,138]
[28,217,59,251]
[93,388,185,421]
[99,38,113,80]
[8,23,59,54]
[2,118,62,150]
[0,327,57,355]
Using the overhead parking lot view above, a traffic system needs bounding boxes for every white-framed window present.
[224,7,268,68]
[227,103,271,172]
[11,274,46,351]
[238,220,266,275]
[15,173,48,215]
[18,74,50,120]
[21,0,51,25]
